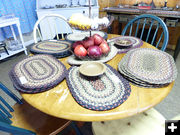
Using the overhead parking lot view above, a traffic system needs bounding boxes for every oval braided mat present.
[66,64,131,111]
[30,40,72,58]
[9,55,67,93]
[118,48,177,87]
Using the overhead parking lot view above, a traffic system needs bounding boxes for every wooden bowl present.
[79,62,106,77]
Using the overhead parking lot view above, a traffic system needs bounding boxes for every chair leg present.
[173,37,180,61]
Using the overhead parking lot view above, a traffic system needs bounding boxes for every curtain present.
[0,0,37,41]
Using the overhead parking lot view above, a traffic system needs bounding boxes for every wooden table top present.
[21,34,174,122]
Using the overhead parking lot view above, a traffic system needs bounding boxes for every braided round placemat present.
[9,54,67,93]
[108,36,143,53]
[30,40,72,58]
[66,64,131,111]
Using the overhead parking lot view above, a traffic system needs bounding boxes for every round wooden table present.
[21,34,174,122]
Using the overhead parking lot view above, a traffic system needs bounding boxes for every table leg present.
[107,13,113,34]
[71,121,83,135]
[118,16,122,35]
[173,37,180,61]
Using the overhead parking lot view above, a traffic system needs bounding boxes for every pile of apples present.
[72,34,110,59]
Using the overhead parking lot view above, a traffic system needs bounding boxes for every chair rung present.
[0,82,22,105]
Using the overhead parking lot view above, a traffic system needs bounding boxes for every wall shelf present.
[0,17,27,61]
[0,48,26,60]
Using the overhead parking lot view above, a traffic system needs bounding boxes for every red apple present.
[99,41,110,55]
[87,46,102,59]
[74,45,87,58]
[82,36,94,49]
[72,41,83,49]
[93,34,103,45]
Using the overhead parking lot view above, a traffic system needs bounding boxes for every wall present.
[99,0,116,17]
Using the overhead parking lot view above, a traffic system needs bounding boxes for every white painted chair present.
[33,14,73,43]
[92,108,166,135]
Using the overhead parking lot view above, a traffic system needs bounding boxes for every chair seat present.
[11,100,71,135]
[92,108,165,135]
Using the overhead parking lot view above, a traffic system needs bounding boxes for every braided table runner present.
[66,64,131,111]
[9,55,67,93]
[108,36,143,53]
[30,40,72,58]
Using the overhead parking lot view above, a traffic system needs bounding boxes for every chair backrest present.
[0,82,36,135]
[33,14,73,43]
[121,14,169,51]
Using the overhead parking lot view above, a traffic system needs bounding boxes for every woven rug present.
[30,40,72,58]
[9,55,67,93]
[65,31,108,41]
[67,45,118,65]
[118,48,177,87]
[108,36,143,53]
[66,64,131,111]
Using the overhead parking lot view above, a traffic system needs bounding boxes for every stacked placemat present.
[9,55,67,93]
[108,36,143,53]
[66,64,131,111]
[30,40,72,58]
[118,48,177,88]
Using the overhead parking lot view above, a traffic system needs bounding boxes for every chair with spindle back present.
[33,14,73,43]
[0,82,82,135]
[121,14,169,51]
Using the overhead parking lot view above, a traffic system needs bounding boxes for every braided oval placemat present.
[9,54,67,93]
[66,64,131,111]
[118,48,177,87]
[30,40,72,58]
[108,36,143,54]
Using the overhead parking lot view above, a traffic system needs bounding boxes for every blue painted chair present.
[121,14,169,51]
[0,82,82,135]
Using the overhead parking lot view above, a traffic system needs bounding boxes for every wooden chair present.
[121,14,169,51]
[33,14,73,43]
[0,82,81,135]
